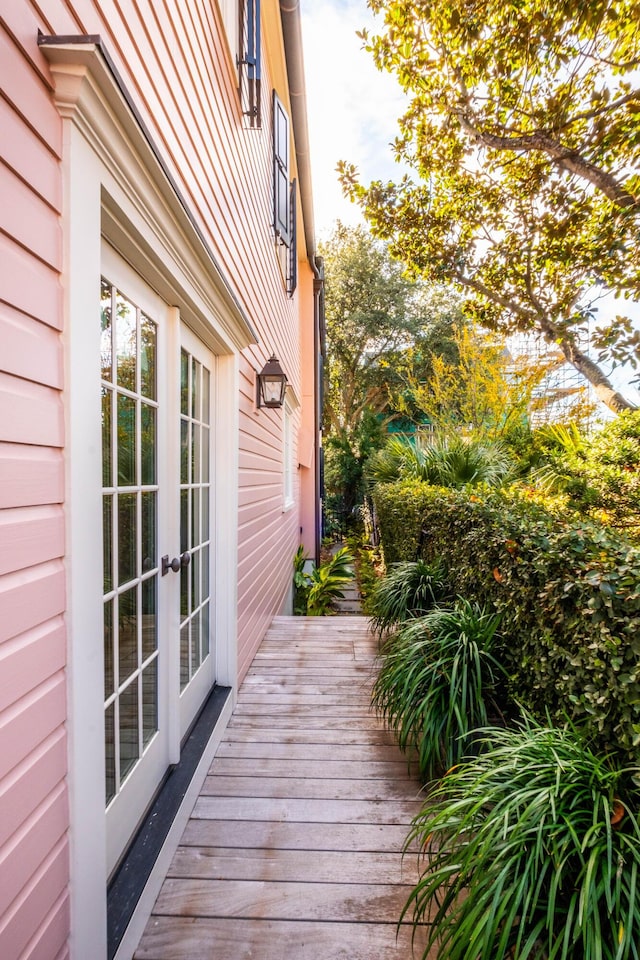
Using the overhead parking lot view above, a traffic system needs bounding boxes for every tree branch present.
[455,111,638,208]
[555,88,640,130]
[449,269,636,412]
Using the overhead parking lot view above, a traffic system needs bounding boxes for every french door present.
[178,325,215,740]
[100,248,215,875]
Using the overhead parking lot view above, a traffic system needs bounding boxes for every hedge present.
[373,480,640,763]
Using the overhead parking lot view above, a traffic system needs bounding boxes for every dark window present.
[273,91,291,245]
[239,0,261,127]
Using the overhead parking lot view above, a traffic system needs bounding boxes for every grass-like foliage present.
[367,558,450,636]
[371,600,503,780]
[405,718,640,960]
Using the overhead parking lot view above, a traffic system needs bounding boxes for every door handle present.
[161,551,191,576]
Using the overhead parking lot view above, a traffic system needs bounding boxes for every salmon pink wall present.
[1,0,316,955]
[0,11,70,958]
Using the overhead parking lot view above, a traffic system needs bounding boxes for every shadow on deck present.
[133,615,429,959]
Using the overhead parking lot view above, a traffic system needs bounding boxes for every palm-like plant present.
[405,718,640,960]
[365,435,431,485]
[371,600,504,780]
[365,435,515,489]
[305,546,355,616]
[367,558,450,637]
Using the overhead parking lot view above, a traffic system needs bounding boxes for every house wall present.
[0,0,315,956]
[0,11,70,960]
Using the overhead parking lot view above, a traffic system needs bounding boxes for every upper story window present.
[273,92,297,296]
[218,0,261,127]
[219,0,240,68]
[273,92,291,245]
[240,0,262,127]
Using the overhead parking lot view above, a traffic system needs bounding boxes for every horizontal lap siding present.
[0,10,68,960]
[2,1,311,953]
[39,0,304,678]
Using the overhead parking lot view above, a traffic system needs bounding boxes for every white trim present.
[42,42,242,960]
[213,352,240,693]
[63,127,109,960]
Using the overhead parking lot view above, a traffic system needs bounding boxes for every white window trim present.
[40,40,245,960]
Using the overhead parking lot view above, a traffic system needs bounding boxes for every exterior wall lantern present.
[257,355,288,408]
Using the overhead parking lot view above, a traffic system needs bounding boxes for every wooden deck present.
[134,616,429,959]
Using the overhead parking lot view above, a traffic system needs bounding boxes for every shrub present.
[404,718,640,960]
[293,546,356,616]
[531,413,640,533]
[367,558,450,637]
[365,435,515,489]
[372,482,640,763]
[371,600,504,780]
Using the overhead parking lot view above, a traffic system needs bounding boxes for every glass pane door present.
[100,261,172,877]
[178,330,215,739]
[101,278,160,806]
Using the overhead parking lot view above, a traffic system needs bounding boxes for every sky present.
[299,0,640,404]
[300,0,403,237]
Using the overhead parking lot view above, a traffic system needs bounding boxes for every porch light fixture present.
[257,355,288,408]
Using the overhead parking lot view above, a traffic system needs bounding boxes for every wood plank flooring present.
[134,616,430,960]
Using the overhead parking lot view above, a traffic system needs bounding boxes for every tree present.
[320,222,462,438]
[319,222,463,530]
[339,0,640,413]
[394,322,592,439]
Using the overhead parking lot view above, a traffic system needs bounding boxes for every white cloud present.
[300,0,407,237]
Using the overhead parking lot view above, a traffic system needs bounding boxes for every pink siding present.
[39,0,309,681]
[1,0,317,954]
[0,844,69,960]
[0,12,68,960]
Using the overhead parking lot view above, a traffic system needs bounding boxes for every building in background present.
[0,2,321,957]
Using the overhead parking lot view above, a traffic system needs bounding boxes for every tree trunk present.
[548,327,636,413]
[457,272,637,414]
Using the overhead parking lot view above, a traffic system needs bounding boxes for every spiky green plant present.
[365,435,515,490]
[372,600,504,779]
[404,718,640,960]
[305,546,355,616]
[367,558,450,636]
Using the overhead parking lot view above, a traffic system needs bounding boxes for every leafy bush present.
[405,718,640,960]
[531,413,640,532]
[367,558,450,636]
[292,546,356,616]
[373,481,640,763]
[371,600,504,780]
